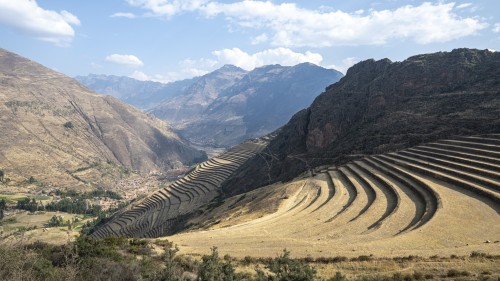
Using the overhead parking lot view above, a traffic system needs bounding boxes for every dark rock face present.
[223,48,500,195]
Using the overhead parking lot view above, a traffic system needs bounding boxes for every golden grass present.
[167,172,500,259]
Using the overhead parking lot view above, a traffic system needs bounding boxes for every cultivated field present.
[165,135,500,258]
[0,211,83,244]
[92,139,268,238]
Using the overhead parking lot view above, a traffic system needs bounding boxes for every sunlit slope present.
[0,48,206,189]
[91,139,268,238]
[168,135,500,257]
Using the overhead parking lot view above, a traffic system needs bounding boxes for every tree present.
[160,240,182,280]
[46,215,64,227]
[0,199,6,220]
[0,170,4,182]
[16,197,38,212]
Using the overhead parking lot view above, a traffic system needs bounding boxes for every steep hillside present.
[0,49,206,189]
[91,138,268,238]
[75,74,197,110]
[223,48,500,196]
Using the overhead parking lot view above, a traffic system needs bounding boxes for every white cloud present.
[251,33,268,45]
[129,70,150,81]
[111,12,137,19]
[105,54,144,66]
[126,0,209,17]
[328,57,361,74]
[202,2,488,47]
[0,0,80,46]
[127,58,217,83]
[493,23,500,33]
[456,3,473,9]
[179,58,218,76]
[90,62,103,69]
[212,47,322,70]
[126,1,487,47]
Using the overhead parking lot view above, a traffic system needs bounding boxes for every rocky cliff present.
[223,48,500,195]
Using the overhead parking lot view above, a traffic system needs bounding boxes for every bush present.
[447,269,470,277]
[471,251,488,258]
[328,271,347,281]
[199,247,235,281]
[351,255,373,262]
[266,249,317,281]
[63,121,74,129]
[241,255,256,266]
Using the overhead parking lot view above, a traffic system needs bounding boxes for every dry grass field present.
[164,135,500,261]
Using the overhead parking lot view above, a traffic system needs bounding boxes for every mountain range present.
[0,49,206,189]
[75,74,196,110]
[78,63,343,147]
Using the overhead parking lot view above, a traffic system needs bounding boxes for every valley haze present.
[78,63,343,147]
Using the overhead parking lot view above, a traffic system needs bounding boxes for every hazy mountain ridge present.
[151,63,343,147]
[79,63,343,148]
[222,48,500,195]
[149,64,248,124]
[75,74,197,110]
[0,49,206,189]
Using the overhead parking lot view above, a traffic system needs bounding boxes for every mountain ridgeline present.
[0,49,206,189]
[222,48,500,196]
[79,64,343,147]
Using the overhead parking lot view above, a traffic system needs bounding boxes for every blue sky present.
[1,0,499,83]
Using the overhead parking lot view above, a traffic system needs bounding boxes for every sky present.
[1,0,499,83]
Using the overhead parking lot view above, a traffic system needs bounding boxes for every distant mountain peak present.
[218,64,246,72]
